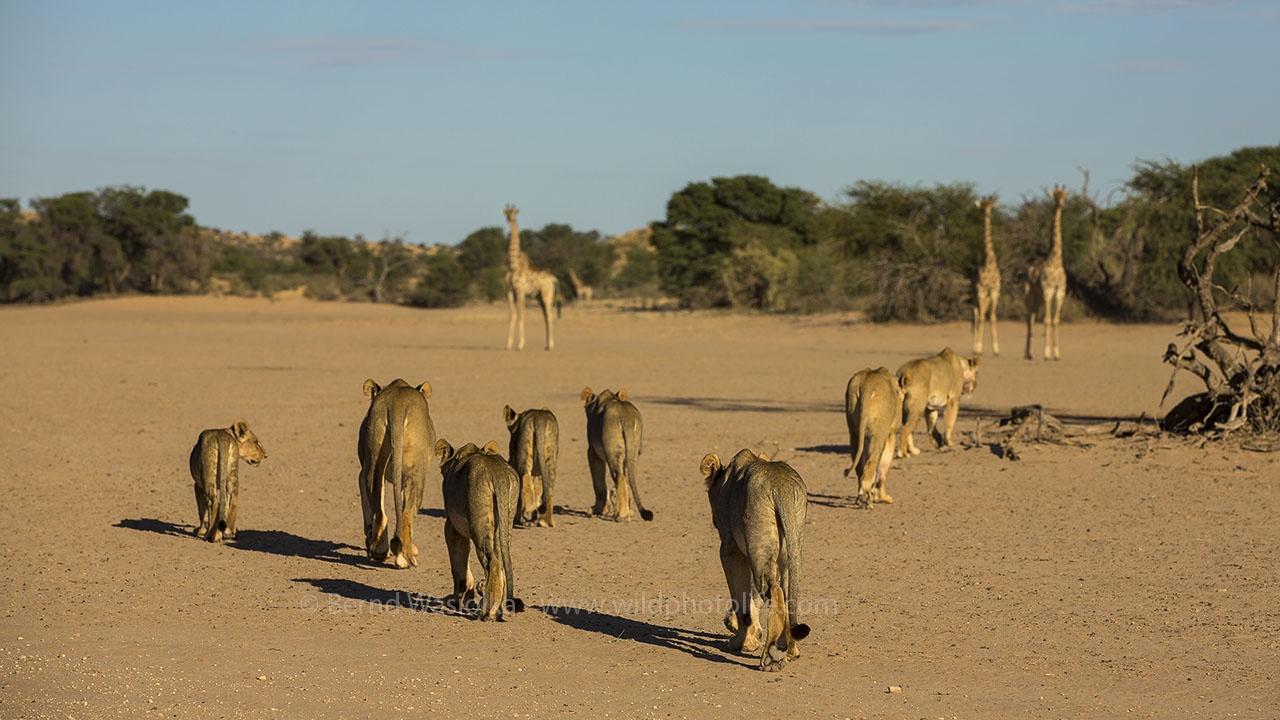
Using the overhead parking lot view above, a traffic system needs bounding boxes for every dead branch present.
[1163,165,1280,436]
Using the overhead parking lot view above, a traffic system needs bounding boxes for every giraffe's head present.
[1050,185,1068,206]
[975,194,997,212]
[503,204,520,223]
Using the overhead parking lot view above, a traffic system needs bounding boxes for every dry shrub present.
[869,260,970,323]
[721,240,798,311]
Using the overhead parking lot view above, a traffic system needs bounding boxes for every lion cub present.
[896,347,979,457]
[188,420,267,543]
[700,449,810,671]
[845,367,902,506]
[437,439,525,621]
[503,406,560,528]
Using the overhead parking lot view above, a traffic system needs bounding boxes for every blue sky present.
[2,1,1277,244]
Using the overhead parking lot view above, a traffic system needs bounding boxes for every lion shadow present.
[539,605,744,667]
[115,518,373,568]
[294,578,467,617]
[806,491,862,509]
[648,395,839,414]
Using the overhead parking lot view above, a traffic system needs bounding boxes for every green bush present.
[408,253,470,308]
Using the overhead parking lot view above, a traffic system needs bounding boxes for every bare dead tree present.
[1161,165,1280,436]
[372,233,413,304]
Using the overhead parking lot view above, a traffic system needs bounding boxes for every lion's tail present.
[385,402,407,561]
[775,481,809,639]
[845,372,867,478]
[214,437,233,540]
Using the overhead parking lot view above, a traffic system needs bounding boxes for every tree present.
[97,187,203,293]
[1162,165,1280,435]
[371,237,416,303]
[651,175,819,307]
[408,252,470,308]
[833,182,988,322]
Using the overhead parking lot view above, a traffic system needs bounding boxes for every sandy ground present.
[0,296,1276,719]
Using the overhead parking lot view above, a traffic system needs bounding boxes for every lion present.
[895,348,979,458]
[436,439,525,621]
[357,378,437,568]
[844,367,902,506]
[503,405,560,528]
[700,449,810,671]
[581,387,654,521]
[189,420,267,543]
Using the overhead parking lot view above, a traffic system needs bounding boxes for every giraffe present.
[972,194,1001,356]
[1022,185,1069,361]
[503,204,558,351]
[568,269,593,303]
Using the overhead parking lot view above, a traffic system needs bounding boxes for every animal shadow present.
[115,517,191,538]
[649,395,838,414]
[294,578,466,617]
[418,507,447,518]
[115,518,372,568]
[806,491,861,509]
[540,605,741,666]
[795,444,849,456]
[232,529,371,567]
[552,505,594,519]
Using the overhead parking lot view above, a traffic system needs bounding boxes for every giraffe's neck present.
[1050,201,1064,264]
[507,219,522,269]
[982,208,996,267]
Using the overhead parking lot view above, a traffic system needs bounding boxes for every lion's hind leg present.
[719,541,759,653]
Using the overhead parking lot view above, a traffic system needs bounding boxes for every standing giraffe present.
[568,269,594,303]
[1022,185,1068,361]
[503,204,558,351]
[972,195,1001,356]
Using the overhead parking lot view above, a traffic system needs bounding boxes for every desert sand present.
[1,296,1276,719]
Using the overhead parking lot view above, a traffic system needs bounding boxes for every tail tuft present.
[639,508,654,522]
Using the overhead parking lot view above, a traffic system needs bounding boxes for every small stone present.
[888,685,902,694]
[257,675,268,681]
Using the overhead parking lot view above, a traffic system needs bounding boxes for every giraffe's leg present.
[516,291,527,351]
[989,292,1001,356]
[505,288,517,350]
[1052,286,1065,360]
[539,284,555,351]
[1041,286,1053,361]
[1023,287,1036,361]
[972,300,984,356]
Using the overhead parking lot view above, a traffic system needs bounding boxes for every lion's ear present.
[969,355,981,369]
[481,440,501,454]
[232,420,249,439]
[363,379,380,398]
[699,453,721,477]
[503,405,517,425]
[417,381,432,399]
[617,388,629,402]
[756,451,770,462]
[580,387,594,403]
[435,439,454,464]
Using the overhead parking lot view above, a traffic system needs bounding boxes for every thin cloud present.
[678,17,978,35]
[1098,57,1186,73]
[257,36,512,68]
[1056,0,1237,15]
[839,0,1022,6]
